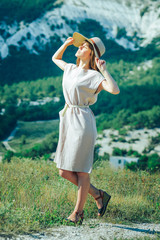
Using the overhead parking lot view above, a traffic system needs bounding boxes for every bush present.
[96,104,160,133]
[140,5,149,17]
[148,154,160,172]
[125,161,138,171]
[112,147,127,156]
[116,27,127,39]
[137,155,148,170]
[127,149,140,157]
[3,150,14,163]
[0,114,17,141]
[126,153,160,172]
[17,131,59,159]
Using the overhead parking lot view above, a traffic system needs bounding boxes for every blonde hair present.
[76,40,100,72]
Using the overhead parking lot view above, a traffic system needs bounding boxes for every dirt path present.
[2,141,16,152]
[2,125,19,153]
[0,220,160,240]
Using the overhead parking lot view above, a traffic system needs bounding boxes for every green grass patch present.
[0,143,6,153]
[0,159,159,233]
[9,119,59,152]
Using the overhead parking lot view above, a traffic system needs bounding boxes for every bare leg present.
[59,169,103,210]
[75,172,90,211]
[67,172,90,221]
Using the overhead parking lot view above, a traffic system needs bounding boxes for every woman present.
[52,32,120,224]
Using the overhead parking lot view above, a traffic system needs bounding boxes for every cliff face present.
[0,0,160,59]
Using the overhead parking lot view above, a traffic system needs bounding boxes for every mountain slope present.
[0,0,160,59]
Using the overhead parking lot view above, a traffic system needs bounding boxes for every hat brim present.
[72,32,99,58]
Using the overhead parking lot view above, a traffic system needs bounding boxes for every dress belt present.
[62,103,89,117]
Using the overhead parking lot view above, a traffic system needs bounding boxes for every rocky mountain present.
[0,0,160,59]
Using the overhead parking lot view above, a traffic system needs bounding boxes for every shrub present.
[125,161,138,171]
[148,154,160,172]
[112,147,127,156]
[140,5,149,17]
[3,150,14,163]
[18,131,58,159]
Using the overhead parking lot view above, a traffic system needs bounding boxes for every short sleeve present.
[92,71,105,92]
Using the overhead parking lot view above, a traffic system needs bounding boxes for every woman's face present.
[75,42,91,60]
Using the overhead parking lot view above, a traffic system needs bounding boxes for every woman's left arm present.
[95,58,120,95]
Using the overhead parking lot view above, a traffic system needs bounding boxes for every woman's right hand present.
[52,36,74,71]
[64,37,74,46]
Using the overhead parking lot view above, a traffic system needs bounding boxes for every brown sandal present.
[95,189,111,217]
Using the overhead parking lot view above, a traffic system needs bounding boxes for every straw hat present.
[73,32,105,58]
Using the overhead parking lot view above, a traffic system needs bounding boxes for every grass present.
[0,158,159,233]
[7,119,59,152]
[0,144,5,154]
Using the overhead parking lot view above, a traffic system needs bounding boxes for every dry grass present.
[0,158,159,233]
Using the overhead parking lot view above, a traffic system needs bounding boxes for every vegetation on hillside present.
[0,0,60,23]
[0,158,159,233]
[0,18,160,173]
[96,105,160,131]
[1,55,160,139]
[0,7,160,235]
[2,122,160,172]
[0,75,64,140]
[112,147,160,172]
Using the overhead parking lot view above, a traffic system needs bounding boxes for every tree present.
[112,147,127,156]
[3,150,14,163]
[138,155,148,170]
[148,154,160,172]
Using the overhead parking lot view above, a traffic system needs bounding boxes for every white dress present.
[54,63,104,173]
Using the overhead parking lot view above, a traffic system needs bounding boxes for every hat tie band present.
[90,38,101,58]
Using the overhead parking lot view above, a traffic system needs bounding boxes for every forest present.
[0,18,160,172]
